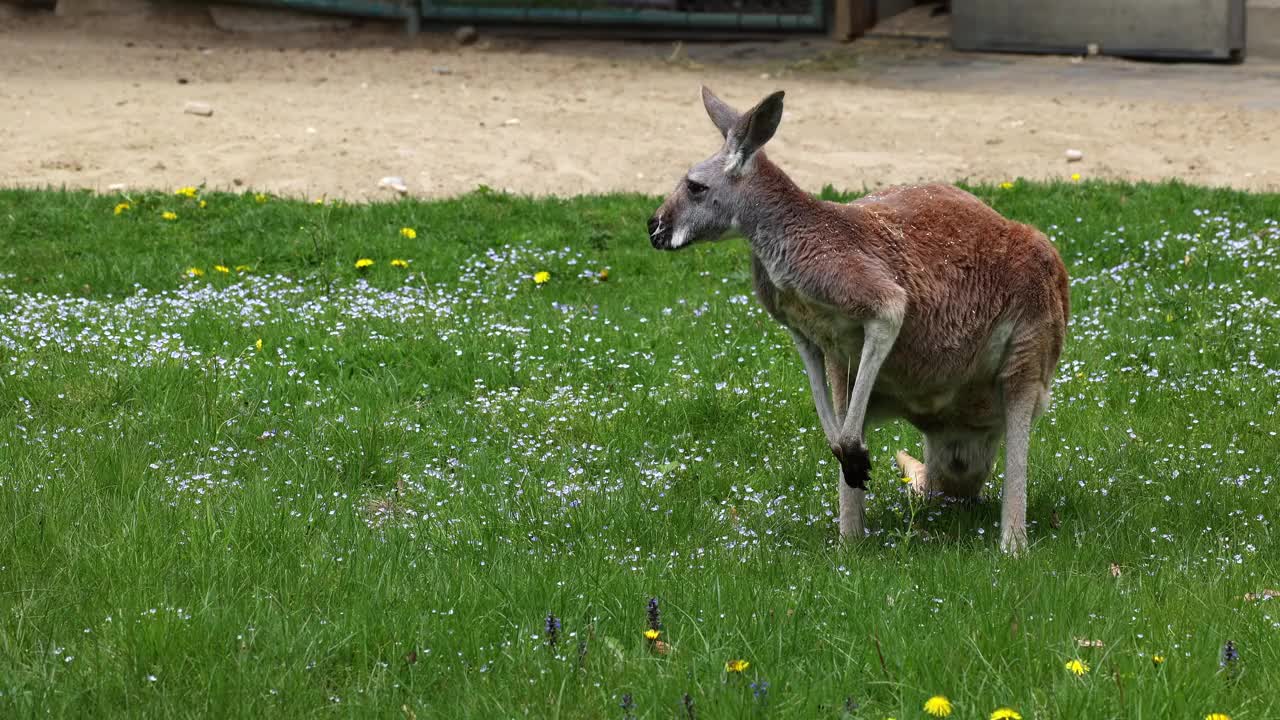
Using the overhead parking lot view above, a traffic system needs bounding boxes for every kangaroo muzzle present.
[648,214,675,250]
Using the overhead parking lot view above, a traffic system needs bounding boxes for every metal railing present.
[420,0,824,30]
[231,0,824,32]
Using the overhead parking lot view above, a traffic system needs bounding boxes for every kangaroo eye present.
[686,179,709,197]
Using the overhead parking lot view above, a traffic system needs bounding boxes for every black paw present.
[835,443,871,489]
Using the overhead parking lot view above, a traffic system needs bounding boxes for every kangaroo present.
[647,88,1069,553]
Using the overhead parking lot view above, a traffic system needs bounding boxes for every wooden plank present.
[830,0,872,41]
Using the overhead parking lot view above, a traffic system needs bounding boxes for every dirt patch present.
[2,15,1278,199]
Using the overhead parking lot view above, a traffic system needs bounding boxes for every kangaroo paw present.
[834,442,871,489]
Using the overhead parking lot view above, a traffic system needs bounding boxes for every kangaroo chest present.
[753,255,983,427]
[773,287,864,359]
[751,258,862,364]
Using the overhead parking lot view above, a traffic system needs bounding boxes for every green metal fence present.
[235,0,824,32]
[420,0,825,30]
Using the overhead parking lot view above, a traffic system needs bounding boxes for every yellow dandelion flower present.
[643,629,660,640]
[923,695,953,718]
[1152,654,1165,666]
[400,227,417,239]
[162,211,178,221]
[312,198,325,206]
[391,259,409,269]
[199,200,207,209]
[113,202,130,216]
[999,181,1014,190]
[900,476,913,484]
[235,265,251,273]
[185,267,204,278]
[175,186,198,198]
[1205,713,1231,720]
[724,659,749,673]
[598,268,610,281]
[533,271,551,285]
[255,338,263,352]
[1065,658,1090,676]
[213,265,230,274]
[355,258,374,270]
[254,193,268,204]
[1070,173,1082,182]
[990,708,1022,720]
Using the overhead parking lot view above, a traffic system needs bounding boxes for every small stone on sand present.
[379,176,408,194]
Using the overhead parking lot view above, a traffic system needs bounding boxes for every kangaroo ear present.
[725,91,784,175]
[701,86,740,138]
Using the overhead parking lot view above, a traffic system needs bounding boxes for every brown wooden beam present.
[830,0,874,42]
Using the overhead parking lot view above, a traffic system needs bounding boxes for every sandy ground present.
[2,13,1279,200]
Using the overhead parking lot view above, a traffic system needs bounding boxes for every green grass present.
[0,181,1277,719]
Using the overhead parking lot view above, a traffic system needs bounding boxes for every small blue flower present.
[1220,640,1239,667]
[647,597,662,632]
[747,676,768,702]
[750,680,769,703]
[545,613,561,648]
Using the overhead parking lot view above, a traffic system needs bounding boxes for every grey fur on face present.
[648,89,784,251]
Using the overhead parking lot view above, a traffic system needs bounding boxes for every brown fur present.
[748,160,1069,434]
[649,88,1070,551]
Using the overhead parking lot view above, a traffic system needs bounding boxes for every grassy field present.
[0,181,1277,719]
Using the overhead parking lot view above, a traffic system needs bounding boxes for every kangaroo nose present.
[647,215,671,249]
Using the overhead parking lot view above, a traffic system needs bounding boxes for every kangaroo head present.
[648,87,785,251]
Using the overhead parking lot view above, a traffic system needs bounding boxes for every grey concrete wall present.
[952,0,1246,60]
[1251,0,1280,57]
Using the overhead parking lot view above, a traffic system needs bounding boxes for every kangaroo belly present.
[900,383,1004,434]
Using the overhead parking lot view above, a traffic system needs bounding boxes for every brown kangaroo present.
[647,88,1069,553]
